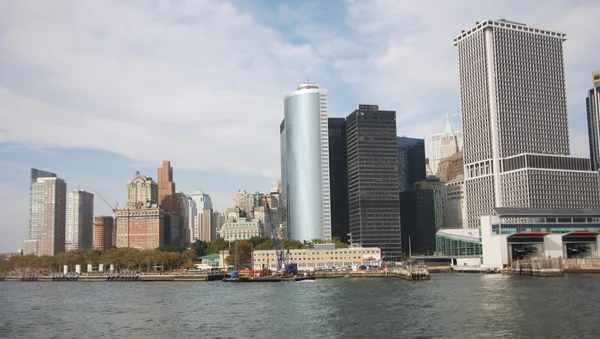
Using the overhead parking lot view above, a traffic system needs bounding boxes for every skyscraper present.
[65,190,94,251]
[280,83,331,241]
[430,117,463,175]
[346,105,402,257]
[328,117,349,242]
[93,216,114,252]
[454,19,600,228]
[190,189,213,242]
[25,174,67,256]
[397,136,426,193]
[158,161,177,212]
[586,70,600,170]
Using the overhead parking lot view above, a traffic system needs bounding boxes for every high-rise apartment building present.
[346,105,402,257]
[116,172,164,250]
[397,137,426,193]
[454,19,600,228]
[93,216,114,252]
[328,117,349,242]
[65,190,94,251]
[586,70,600,170]
[280,83,331,241]
[25,174,67,256]
[430,118,463,175]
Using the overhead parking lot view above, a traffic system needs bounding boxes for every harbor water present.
[1,274,600,338]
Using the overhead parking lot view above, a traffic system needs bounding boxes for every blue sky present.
[1,0,599,252]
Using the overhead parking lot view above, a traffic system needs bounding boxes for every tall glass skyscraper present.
[586,70,600,171]
[280,83,331,241]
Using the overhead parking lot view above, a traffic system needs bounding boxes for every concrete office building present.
[280,83,331,241]
[93,216,114,252]
[328,117,349,242]
[179,191,196,246]
[65,190,94,251]
[586,70,600,170]
[25,175,67,256]
[443,178,467,229]
[397,137,426,193]
[346,105,402,257]
[454,19,600,228]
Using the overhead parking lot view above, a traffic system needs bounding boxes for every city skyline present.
[1,1,600,251]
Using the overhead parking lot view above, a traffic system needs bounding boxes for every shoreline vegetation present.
[0,237,348,274]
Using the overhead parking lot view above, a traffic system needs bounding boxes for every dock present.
[506,258,564,277]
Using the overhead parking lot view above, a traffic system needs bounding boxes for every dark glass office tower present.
[328,117,349,242]
[397,137,426,193]
[346,105,401,258]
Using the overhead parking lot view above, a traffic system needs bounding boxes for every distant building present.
[164,213,184,247]
[436,151,464,182]
[443,178,467,229]
[587,70,600,170]
[400,178,444,256]
[190,189,212,241]
[219,219,264,242]
[179,191,197,244]
[280,82,331,241]
[397,136,426,193]
[93,216,114,252]
[253,245,381,271]
[158,161,178,213]
[430,117,463,175]
[116,172,164,250]
[25,175,67,256]
[65,190,94,251]
[328,117,349,242]
[346,105,401,257]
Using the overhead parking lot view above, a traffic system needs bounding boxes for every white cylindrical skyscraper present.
[281,83,331,241]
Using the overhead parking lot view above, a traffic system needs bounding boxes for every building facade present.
[587,70,600,171]
[157,161,177,213]
[190,189,212,241]
[397,136,426,193]
[116,172,164,250]
[400,178,445,256]
[443,178,467,229]
[219,219,264,242]
[328,117,349,242]
[26,176,67,256]
[65,190,94,251]
[430,125,463,175]
[454,19,600,228]
[346,105,402,257]
[437,152,464,182]
[280,83,331,241]
[253,245,381,271]
[93,216,114,252]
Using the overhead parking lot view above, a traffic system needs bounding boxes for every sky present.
[1,0,599,252]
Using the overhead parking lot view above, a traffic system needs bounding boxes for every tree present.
[225,240,252,268]
[282,240,304,250]
[255,239,274,251]
[248,236,270,247]
[156,244,186,253]
[191,240,208,257]
[207,238,229,254]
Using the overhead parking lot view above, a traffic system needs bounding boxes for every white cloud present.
[0,0,325,178]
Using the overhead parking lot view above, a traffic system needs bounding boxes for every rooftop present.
[453,19,566,46]
[494,207,600,218]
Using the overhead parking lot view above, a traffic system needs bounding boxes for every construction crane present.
[264,196,286,273]
[95,192,119,246]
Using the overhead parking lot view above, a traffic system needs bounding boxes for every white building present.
[219,219,264,242]
[190,189,212,241]
[179,191,197,242]
[280,83,331,241]
[454,19,600,228]
[65,190,94,251]
[443,178,467,229]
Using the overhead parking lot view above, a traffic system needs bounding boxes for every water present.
[1,274,600,338]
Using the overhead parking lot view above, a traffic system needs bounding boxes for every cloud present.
[0,0,325,178]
